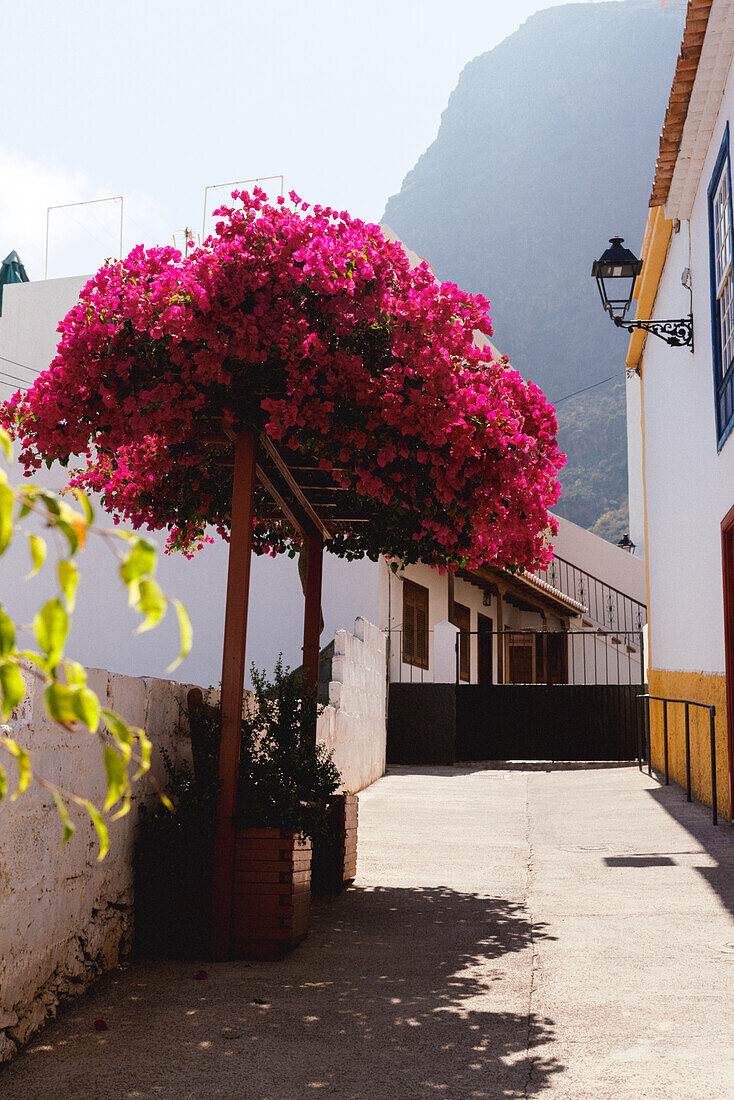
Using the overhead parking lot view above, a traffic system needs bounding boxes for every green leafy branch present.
[0,427,191,858]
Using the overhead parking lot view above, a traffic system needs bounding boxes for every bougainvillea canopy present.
[2,190,564,571]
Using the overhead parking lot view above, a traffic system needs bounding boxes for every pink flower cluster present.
[2,189,564,571]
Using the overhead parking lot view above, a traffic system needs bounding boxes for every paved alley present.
[2,765,734,1099]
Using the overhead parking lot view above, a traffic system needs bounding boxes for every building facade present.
[625,0,733,817]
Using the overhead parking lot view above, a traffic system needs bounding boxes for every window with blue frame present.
[708,124,734,446]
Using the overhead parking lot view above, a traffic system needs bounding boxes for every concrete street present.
[2,764,734,1098]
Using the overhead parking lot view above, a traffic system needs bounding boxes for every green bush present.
[236,658,342,838]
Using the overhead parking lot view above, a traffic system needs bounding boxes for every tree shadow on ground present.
[644,778,734,921]
[0,885,564,1100]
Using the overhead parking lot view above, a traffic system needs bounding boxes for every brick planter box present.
[312,794,358,895]
[232,829,312,960]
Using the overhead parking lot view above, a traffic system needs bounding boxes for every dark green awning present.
[0,251,29,315]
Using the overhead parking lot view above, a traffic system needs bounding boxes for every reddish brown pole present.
[210,430,257,960]
[302,533,324,744]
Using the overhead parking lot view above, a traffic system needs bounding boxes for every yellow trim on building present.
[648,669,732,821]
[626,205,674,374]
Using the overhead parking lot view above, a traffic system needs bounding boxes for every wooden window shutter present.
[403,580,429,669]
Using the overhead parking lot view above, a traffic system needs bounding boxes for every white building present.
[622,0,733,816]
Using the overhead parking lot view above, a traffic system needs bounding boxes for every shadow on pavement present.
[389,762,638,776]
[645,779,734,921]
[0,885,564,1099]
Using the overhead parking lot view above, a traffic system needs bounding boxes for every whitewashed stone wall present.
[317,617,387,793]
[0,668,194,1063]
[0,621,387,1062]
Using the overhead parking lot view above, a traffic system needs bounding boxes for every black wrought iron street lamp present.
[617,532,636,554]
[591,237,693,348]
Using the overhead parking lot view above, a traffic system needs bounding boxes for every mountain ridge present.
[382,0,685,539]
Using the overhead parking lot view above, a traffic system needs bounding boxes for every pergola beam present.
[259,434,334,541]
[211,430,257,960]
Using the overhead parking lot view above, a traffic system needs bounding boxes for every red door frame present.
[720,501,734,817]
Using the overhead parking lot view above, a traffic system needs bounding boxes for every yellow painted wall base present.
[647,669,732,821]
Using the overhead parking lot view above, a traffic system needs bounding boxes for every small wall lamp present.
[592,237,693,349]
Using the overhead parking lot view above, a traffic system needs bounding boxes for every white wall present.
[0,277,379,689]
[626,372,646,558]
[317,617,386,793]
[642,60,734,675]
[0,667,194,1062]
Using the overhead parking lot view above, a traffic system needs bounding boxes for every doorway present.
[720,504,734,816]
[478,614,493,684]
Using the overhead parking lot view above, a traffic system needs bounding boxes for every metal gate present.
[455,629,646,762]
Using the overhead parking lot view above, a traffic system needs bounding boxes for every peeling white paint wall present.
[317,617,386,793]
[0,629,387,1062]
[0,667,194,1063]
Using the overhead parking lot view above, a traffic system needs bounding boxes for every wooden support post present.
[210,431,257,960]
[302,533,324,744]
[496,588,504,685]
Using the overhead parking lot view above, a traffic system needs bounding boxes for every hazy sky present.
[1,0,626,279]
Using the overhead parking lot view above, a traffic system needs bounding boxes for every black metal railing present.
[454,628,645,687]
[384,628,435,683]
[535,554,647,633]
[637,693,719,825]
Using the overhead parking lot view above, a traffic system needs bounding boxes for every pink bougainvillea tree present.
[2,189,564,572]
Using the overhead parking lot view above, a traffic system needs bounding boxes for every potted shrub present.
[232,660,342,959]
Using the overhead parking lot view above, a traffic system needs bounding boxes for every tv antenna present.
[45,196,124,279]
[202,175,285,240]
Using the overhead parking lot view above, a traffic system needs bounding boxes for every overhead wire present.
[550,369,626,407]
[0,369,33,388]
[0,355,41,374]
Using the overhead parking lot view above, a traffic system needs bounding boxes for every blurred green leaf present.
[120,537,156,585]
[0,661,24,719]
[111,792,132,821]
[72,489,94,526]
[1,737,32,800]
[0,607,15,657]
[167,598,193,672]
[135,578,166,633]
[65,660,87,687]
[0,479,13,557]
[101,709,133,760]
[133,728,153,780]
[84,800,109,861]
[58,560,79,611]
[34,598,69,666]
[51,789,75,844]
[43,682,78,725]
[27,533,47,577]
[72,686,100,733]
[0,428,11,461]
[36,489,60,517]
[103,746,127,811]
[0,762,6,801]
[54,519,79,557]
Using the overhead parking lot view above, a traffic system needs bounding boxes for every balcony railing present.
[535,554,647,633]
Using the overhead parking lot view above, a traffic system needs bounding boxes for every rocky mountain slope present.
[383,0,684,539]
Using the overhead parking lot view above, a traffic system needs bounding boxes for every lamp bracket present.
[613,314,693,350]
